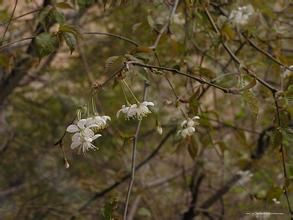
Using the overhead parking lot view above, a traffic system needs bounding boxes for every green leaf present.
[221,23,235,40]
[62,32,77,53]
[35,33,59,58]
[59,24,81,38]
[285,85,293,107]
[104,56,125,74]
[55,2,74,9]
[37,5,53,27]
[101,200,117,220]
[138,207,151,217]
[78,0,96,9]
[196,67,216,80]
[50,7,65,24]
[272,128,283,148]
[266,186,283,200]
[216,74,238,88]
[238,78,256,91]
[242,90,259,117]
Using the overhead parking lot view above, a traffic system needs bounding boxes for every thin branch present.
[223,42,245,71]
[127,195,141,220]
[1,0,18,43]
[77,41,95,83]
[204,8,278,93]
[123,81,149,220]
[243,34,291,70]
[0,8,41,26]
[273,94,293,218]
[0,37,34,51]
[129,62,238,94]
[82,31,139,46]
[151,0,180,49]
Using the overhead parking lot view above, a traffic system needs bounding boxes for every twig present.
[273,94,293,218]
[82,32,139,46]
[128,62,238,94]
[0,8,41,26]
[123,81,149,220]
[151,0,180,49]
[0,0,18,43]
[0,37,34,51]
[204,8,278,93]
[127,195,141,220]
[242,34,291,70]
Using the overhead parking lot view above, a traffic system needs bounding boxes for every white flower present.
[272,198,280,204]
[283,65,293,78]
[229,4,255,26]
[71,129,101,152]
[156,126,163,135]
[136,101,154,119]
[178,116,200,138]
[181,126,195,138]
[237,170,253,185]
[116,101,154,120]
[66,119,101,153]
[87,115,111,130]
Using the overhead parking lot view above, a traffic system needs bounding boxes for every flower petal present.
[102,116,111,121]
[180,120,187,128]
[66,124,79,133]
[92,134,102,141]
[72,133,82,142]
[77,119,87,129]
[83,127,94,137]
[142,101,154,106]
[71,140,81,149]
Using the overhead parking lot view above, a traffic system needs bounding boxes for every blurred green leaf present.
[104,56,125,74]
[242,90,259,117]
[35,33,59,58]
[62,32,77,53]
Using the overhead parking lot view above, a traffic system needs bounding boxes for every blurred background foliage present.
[0,0,292,219]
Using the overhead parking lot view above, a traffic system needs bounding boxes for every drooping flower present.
[87,115,111,130]
[116,101,154,120]
[272,198,280,205]
[71,129,101,153]
[229,4,255,26]
[178,116,200,138]
[66,119,101,152]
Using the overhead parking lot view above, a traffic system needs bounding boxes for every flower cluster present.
[66,101,155,152]
[66,115,111,153]
[116,101,154,120]
[229,4,255,26]
[178,116,200,138]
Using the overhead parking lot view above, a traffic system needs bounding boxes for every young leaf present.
[242,90,259,117]
[238,78,256,91]
[62,32,77,53]
[50,7,65,24]
[59,24,81,38]
[35,33,59,58]
[272,128,282,148]
[104,56,125,74]
[55,2,74,9]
